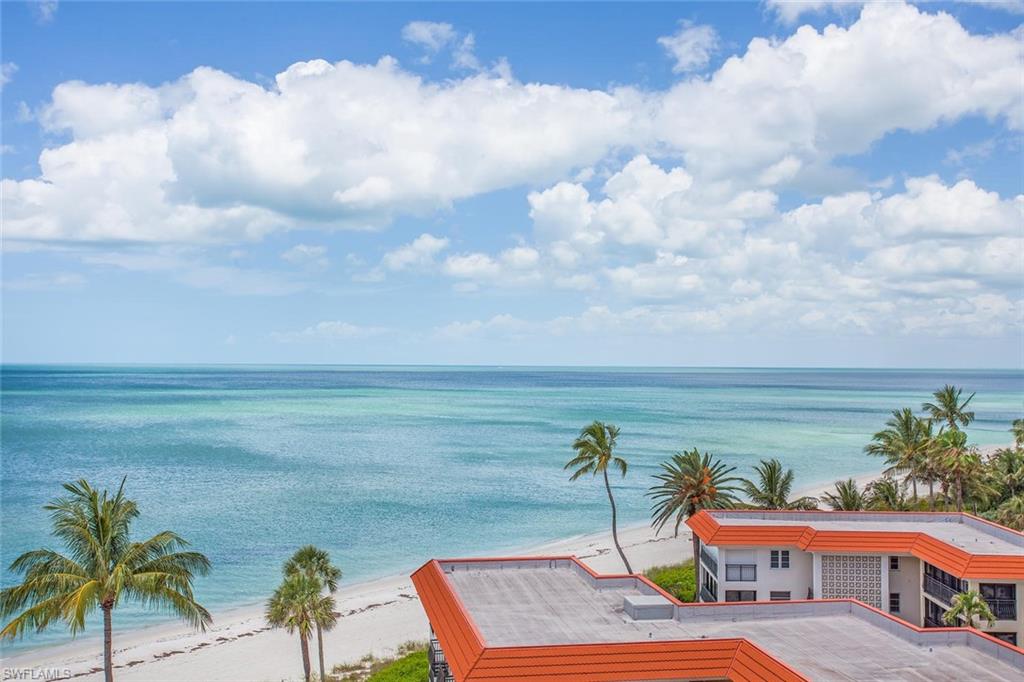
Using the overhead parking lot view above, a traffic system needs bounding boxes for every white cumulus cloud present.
[657,21,719,72]
[381,233,450,271]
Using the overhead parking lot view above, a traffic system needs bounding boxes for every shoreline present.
[10,458,1009,682]
[0,520,701,682]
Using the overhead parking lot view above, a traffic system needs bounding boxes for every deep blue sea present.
[2,365,1022,652]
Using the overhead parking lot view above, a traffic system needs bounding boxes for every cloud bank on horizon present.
[2,1,1022,365]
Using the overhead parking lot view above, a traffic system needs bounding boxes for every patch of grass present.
[645,560,696,602]
[366,649,428,682]
[330,641,428,682]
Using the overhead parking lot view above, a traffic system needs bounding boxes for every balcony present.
[700,544,718,575]
[700,585,717,603]
[428,639,454,682]
[987,599,1017,621]
[923,574,960,606]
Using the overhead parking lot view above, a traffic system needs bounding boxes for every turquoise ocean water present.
[1,365,1022,652]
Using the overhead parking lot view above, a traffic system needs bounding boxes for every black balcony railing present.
[923,574,960,605]
[700,545,718,575]
[924,616,946,628]
[429,639,454,682]
[988,599,1017,621]
[700,585,717,603]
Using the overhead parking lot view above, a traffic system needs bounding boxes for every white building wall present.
[887,555,922,625]
[719,546,813,601]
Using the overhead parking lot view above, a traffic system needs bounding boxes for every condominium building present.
[688,510,1024,647]
[411,555,1024,681]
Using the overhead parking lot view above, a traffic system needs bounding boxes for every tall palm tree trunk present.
[928,479,935,510]
[102,604,113,682]
[956,476,964,513]
[317,624,325,681]
[911,477,918,501]
[300,632,311,682]
[603,468,633,573]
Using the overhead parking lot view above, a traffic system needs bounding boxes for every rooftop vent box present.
[623,594,674,620]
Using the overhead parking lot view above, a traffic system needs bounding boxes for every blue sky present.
[2,1,1022,367]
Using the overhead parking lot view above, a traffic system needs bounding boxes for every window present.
[770,550,790,569]
[725,590,756,602]
[770,591,791,601]
[889,556,900,571]
[702,570,718,601]
[979,583,1016,601]
[979,583,1017,620]
[725,564,757,581]
[889,593,901,613]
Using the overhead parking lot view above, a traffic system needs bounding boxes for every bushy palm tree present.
[821,478,868,511]
[936,430,982,512]
[266,572,338,682]
[284,546,342,682]
[991,495,1024,531]
[566,421,633,573]
[648,448,741,570]
[866,476,909,511]
[943,590,997,628]
[1012,418,1024,448]
[741,458,818,510]
[923,385,975,432]
[988,448,1024,501]
[0,479,211,682]
[865,408,932,501]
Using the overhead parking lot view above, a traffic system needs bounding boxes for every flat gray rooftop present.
[442,561,1022,681]
[708,510,1024,555]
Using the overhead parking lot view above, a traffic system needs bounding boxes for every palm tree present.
[284,546,342,682]
[990,447,1024,495]
[741,458,818,510]
[866,476,908,511]
[648,448,741,570]
[864,408,932,501]
[919,433,946,510]
[992,495,1024,531]
[936,429,981,513]
[943,590,997,628]
[566,421,633,573]
[1012,418,1024,448]
[0,479,211,682]
[266,572,338,682]
[923,385,975,432]
[821,478,868,511]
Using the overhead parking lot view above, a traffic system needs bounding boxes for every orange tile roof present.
[410,560,485,680]
[687,510,1024,579]
[468,639,805,681]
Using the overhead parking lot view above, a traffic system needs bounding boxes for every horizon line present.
[2,362,1022,372]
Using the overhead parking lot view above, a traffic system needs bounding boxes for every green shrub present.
[330,642,428,682]
[644,560,696,602]
[366,649,428,682]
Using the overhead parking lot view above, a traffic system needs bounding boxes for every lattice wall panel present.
[820,554,882,608]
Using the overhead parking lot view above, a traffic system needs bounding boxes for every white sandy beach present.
[0,469,893,682]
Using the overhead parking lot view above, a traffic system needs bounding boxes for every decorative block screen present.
[820,554,882,608]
